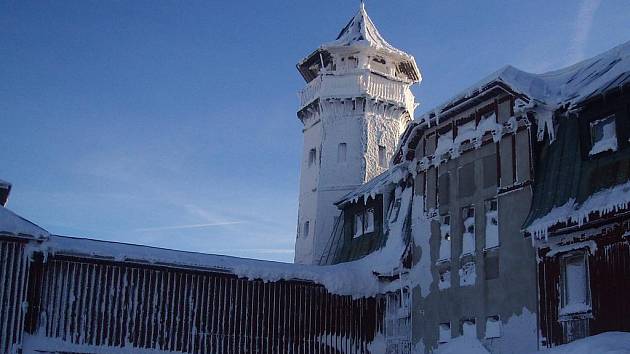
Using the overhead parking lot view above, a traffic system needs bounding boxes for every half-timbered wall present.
[0,238,30,354]
[23,254,383,354]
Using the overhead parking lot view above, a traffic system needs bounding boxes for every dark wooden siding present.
[0,238,30,354]
[538,220,630,347]
[25,254,382,354]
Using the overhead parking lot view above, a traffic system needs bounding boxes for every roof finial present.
[360,0,365,11]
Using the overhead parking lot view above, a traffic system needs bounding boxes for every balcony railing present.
[298,72,415,111]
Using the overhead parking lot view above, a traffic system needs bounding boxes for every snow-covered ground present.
[432,332,630,354]
[534,332,630,354]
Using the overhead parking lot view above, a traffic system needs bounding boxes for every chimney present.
[0,179,11,207]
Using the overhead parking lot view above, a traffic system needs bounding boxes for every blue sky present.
[1,0,628,263]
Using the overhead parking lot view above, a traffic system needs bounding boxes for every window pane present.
[354,213,363,238]
[565,256,587,307]
[379,145,387,167]
[458,163,475,197]
[338,143,347,163]
[365,208,375,233]
[438,173,450,206]
[589,115,618,156]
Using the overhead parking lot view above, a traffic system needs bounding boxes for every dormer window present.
[589,115,618,156]
[354,208,375,238]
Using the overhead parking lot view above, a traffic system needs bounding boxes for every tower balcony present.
[298,72,415,112]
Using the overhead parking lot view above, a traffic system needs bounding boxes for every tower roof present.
[323,3,412,61]
[297,4,421,83]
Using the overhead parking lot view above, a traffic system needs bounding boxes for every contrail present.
[135,221,243,232]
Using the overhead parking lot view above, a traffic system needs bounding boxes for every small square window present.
[308,148,317,166]
[589,115,617,156]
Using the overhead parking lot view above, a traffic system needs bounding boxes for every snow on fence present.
[298,73,414,110]
[16,246,383,354]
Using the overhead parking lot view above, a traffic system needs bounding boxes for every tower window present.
[338,143,347,163]
[378,145,387,167]
[308,148,316,167]
[303,221,310,238]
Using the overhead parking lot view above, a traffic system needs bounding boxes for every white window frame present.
[589,114,618,156]
[560,251,591,317]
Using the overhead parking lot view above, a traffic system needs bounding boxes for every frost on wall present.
[459,261,476,287]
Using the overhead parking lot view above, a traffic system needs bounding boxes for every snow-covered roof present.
[0,205,49,240]
[336,162,409,207]
[418,40,630,123]
[37,234,394,298]
[298,4,421,83]
[323,3,413,61]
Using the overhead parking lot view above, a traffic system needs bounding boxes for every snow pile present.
[534,332,630,354]
[527,180,630,240]
[23,334,188,354]
[434,336,490,354]
[0,205,49,240]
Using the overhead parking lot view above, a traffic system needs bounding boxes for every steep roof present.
[417,40,630,123]
[522,88,630,239]
[297,4,421,83]
[323,3,413,61]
